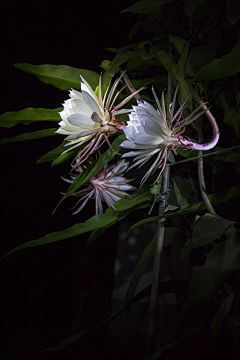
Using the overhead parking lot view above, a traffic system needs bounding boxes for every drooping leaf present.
[37,141,77,165]
[192,214,233,247]
[180,266,217,333]
[168,35,187,54]
[130,186,240,230]
[120,0,172,14]
[216,90,240,139]
[195,42,240,81]
[125,228,178,304]
[128,20,142,42]
[0,128,57,145]
[211,293,235,335]
[1,185,153,259]
[185,0,217,25]
[40,279,188,352]
[14,64,99,90]
[204,225,240,276]
[0,108,61,128]
[226,0,240,25]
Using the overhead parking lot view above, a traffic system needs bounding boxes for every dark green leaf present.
[1,186,152,259]
[156,51,178,86]
[37,141,77,165]
[216,90,240,138]
[204,225,240,276]
[130,186,240,230]
[185,0,217,24]
[0,128,57,145]
[120,0,172,14]
[192,214,233,247]
[180,266,217,333]
[195,42,240,81]
[14,64,99,90]
[211,293,235,335]
[88,185,153,243]
[168,35,187,54]
[0,108,61,128]
[125,227,178,304]
[226,0,240,25]
[40,279,188,352]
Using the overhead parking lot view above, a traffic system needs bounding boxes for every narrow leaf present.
[120,0,172,14]
[130,186,240,230]
[0,128,57,145]
[14,64,99,90]
[211,293,235,335]
[1,186,153,259]
[125,228,178,304]
[0,108,61,128]
[195,42,240,81]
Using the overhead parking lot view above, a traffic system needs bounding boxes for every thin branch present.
[167,145,240,167]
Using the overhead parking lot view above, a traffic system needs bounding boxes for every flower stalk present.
[147,50,172,354]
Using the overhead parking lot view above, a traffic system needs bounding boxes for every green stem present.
[147,46,173,356]
[147,165,170,354]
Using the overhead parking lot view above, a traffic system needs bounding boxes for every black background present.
[1,1,140,359]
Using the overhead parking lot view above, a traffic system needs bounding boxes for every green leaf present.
[180,266,217,333]
[52,135,125,213]
[226,0,240,25]
[37,141,77,165]
[0,108,61,128]
[128,20,142,42]
[130,186,240,230]
[211,293,235,335]
[171,177,190,209]
[14,64,99,90]
[204,225,240,276]
[1,186,153,259]
[39,279,188,352]
[120,0,172,14]
[195,42,240,81]
[185,0,217,24]
[216,90,240,139]
[87,185,153,243]
[192,214,233,247]
[156,51,178,86]
[125,227,178,304]
[0,128,57,145]
[168,35,187,54]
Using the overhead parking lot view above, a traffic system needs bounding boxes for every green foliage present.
[0,107,61,128]
[2,0,240,356]
[14,63,99,90]
[0,128,57,145]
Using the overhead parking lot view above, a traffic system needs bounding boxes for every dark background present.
[0,1,141,359]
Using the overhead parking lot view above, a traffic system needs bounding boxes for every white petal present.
[82,90,103,118]
[68,114,96,128]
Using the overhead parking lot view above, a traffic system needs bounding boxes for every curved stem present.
[184,81,220,151]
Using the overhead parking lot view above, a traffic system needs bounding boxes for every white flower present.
[62,160,135,215]
[121,87,219,185]
[56,73,144,165]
